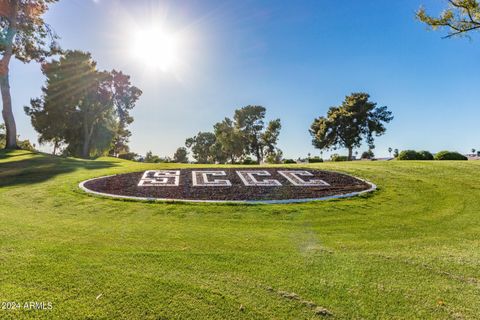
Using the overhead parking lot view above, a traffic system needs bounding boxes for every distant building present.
[465,154,480,160]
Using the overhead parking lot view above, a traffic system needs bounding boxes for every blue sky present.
[9,0,480,158]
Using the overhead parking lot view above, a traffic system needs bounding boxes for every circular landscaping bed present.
[80,168,375,202]
[80,168,375,203]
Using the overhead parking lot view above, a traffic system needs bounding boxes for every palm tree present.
[388,147,392,157]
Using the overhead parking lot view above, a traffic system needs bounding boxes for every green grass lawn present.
[1,150,479,319]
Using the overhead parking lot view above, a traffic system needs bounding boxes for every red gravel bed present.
[82,168,372,201]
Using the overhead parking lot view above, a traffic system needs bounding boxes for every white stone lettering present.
[192,171,232,186]
[138,170,180,187]
[236,170,282,186]
[278,170,330,186]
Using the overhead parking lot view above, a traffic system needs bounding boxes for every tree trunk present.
[0,66,17,149]
[255,146,262,163]
[53,140,59,155]
[82,125,91,159]
[0,1,18,150]
[82,114,94,159]
[348,147,353,161]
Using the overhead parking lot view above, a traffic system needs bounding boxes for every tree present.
[265,148,283,164]
[393,148,399,158]
[108,70,142,157]
[233,105,281,163]
[234,105,265,162]
[144,151,159,163]
[309,93,393,161]
[417,0,480,38]
[26,97,64,154]
[261,118,282,159]
[25,51,141,158]
[388,147,393,157]
[213,117,244,163]
[185,131,218,163]
[185,105,282,163]
[144,151,171,163]
[0,0,60,149]
[361,149,375,159]
[25,51,111,158]
[472,148,476,154]
[173,147,188,163]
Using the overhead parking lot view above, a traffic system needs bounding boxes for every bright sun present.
[131,27,179,72]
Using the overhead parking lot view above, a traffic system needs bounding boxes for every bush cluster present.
[397,150,466,161]
[330,154,348,162]
[307,157,323,163]
[283,159,296,164]
[361,150,374,159]
[434,151,467,161]
[242,157,258,165]
[397,150,433,160]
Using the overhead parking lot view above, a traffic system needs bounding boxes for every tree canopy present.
[232,105,282,163]
[185,105,282,164]
[213,117,244,163]
[108,70,142,157]
[185,132,218,164]
[309,93,393,160]
[173,147,189,163]
[417,0,480,38]
[25,50,142,158]
[0,0,60,149]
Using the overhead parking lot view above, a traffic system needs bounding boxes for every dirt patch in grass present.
[82,168,372,202]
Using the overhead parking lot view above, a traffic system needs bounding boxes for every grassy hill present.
[1,150,479,319]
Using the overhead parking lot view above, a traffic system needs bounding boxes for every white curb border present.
[78,172,377,205]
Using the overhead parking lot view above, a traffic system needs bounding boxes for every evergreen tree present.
[25,51,141,158]
[417,0,480,38]
[185,132,218,164]
[108,70,142,157]
[173,147,189,163]
[310,93,393,160]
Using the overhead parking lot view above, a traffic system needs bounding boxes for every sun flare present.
[131,27,180,72]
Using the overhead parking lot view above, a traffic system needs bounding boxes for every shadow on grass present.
[0,150,117,188]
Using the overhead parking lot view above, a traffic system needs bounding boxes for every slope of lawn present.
[0,150,479,319]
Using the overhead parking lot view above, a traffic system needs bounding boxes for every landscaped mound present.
[80,168,373,203]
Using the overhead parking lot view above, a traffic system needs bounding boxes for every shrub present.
[242,157,257,165]
[118,152,139,161]
[361,150,374,159]
[18,139,35,151]
[397,150,435,160]
[283,159,296,164]
[418,150,434,160]
[330,154,348,162]
[266,150,283,164]
[307,156,323,163]
[434,151,468,161]
[397,150,421,160]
